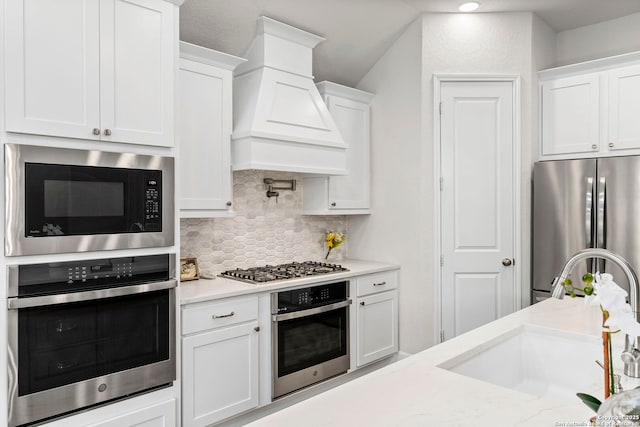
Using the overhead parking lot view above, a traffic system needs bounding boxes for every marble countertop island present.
[245,297,629,427]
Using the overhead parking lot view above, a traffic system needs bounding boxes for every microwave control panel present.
[143,172,162,231]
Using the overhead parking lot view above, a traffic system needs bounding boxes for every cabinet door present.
[541,74,600,156]
[179,59,233,215]
[87,399,176,427]
[5,0,101,140]
[357,290,398,367]
[327,96,370,210]
[182,323,259,427]
[100,0,175,147]
[608,64,640,152]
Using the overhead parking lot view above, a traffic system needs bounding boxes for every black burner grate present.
[219,261,348,283]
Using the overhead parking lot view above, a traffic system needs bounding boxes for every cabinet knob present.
[254,326,260,332]
[331,202,337,207]
[502,258,513,267]
[92,128,100,136]
[360,301,365,306]
[592,144,598,150]
[226,201,232,207]
[609,142,614,148]
[103,129,112,136]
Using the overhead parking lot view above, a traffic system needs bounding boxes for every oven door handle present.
[7,279,177,309]
[272,299,352,322]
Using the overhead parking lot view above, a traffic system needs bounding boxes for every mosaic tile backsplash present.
[180,170,348,277]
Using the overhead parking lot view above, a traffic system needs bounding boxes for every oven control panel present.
[275,281,348,313]
[12,254,171,297]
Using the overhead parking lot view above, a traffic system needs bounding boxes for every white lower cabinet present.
[87,399,176,427]
[178,269,399,425]
[181,296,260,427]
[355,271,399,367]
[42,392,177,427]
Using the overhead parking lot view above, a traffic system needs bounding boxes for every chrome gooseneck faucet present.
[551,248,640,377]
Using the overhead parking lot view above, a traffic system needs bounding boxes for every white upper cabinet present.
[5,0,176,147]
[303,82,374,215]
[178,42,245,218]
[608,64,640,151]
[541,74,600,156]
[539,52,640,159]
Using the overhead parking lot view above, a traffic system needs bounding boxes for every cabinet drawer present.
[182,295,258,335]
[356,270,398,297]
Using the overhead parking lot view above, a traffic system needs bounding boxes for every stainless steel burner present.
[219,261,348,284]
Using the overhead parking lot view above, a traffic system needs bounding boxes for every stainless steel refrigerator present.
[532,157,640,302]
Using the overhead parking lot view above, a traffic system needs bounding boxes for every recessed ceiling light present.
[458,2,480,12]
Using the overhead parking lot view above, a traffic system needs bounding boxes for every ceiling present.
[180,0,640,87]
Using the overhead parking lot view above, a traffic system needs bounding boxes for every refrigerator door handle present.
[598,176,607,272]
[586,177,594,248]
[598,176,606,246]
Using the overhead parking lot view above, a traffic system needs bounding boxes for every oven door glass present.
[276,307,348,378]
[24,163,162,237]
[17,289,170,396]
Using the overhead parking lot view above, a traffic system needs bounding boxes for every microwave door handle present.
[7,279,177,309]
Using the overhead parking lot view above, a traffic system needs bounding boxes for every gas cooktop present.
[219,261,348,284]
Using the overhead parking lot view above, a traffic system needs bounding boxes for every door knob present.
[502,258,513,267]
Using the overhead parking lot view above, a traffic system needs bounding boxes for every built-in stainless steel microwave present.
[5,144,174,256]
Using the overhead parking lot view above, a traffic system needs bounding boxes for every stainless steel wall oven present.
[7,254,177,427]
[5,143,174,256]
[271,281,351,398]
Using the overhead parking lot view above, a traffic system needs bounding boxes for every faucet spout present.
[551,248,639,321]
[551,248,640,377]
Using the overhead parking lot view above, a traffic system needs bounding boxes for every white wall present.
[423,11,535,343]
[351,12,544,354]
[529,14,557,304]
[349,18,426,353]
[556,12,640,66]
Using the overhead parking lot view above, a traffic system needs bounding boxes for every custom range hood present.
[232,17,347,175]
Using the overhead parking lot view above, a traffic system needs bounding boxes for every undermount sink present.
[438,325,603,402]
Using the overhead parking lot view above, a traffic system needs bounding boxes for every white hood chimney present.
[232,17,347,175]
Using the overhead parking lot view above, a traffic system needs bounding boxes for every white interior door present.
[440,80,516,341]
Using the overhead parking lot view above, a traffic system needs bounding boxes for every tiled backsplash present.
[180,170,348,277]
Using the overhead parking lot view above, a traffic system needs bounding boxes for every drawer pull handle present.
[56,360,79,371]
[212,311,235,319]
[373,281,387,287]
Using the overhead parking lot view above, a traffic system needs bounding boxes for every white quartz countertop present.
[179,259,399,305]
[245,297,620,427]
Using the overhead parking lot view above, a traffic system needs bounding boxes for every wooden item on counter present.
[180,258,200,281]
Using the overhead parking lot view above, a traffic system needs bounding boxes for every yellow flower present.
[325,231,345,259]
